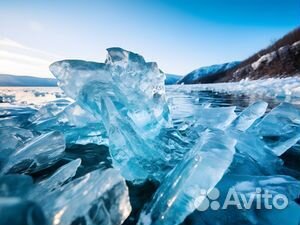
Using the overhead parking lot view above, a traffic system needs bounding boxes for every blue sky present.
[0,0,299,77]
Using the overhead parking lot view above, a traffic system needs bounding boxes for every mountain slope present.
[0,74,57,86]
[177,61,240,84]
[228,40,300,81]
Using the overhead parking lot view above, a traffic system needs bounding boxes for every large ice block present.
[50,48,188,181]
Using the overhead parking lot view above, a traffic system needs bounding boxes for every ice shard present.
[36,168,131,225]
[0,106,37,128]
[138,130,236,225]
[50,48,188,181]
[226,101,293,175]
[29,99,71,125]
[31,102,108,145]
[252,102,300,155]
[229,101,268,131]
[0,127,34,158]
[228,131,284,175]
[32,159,81,197]
[0,105,37,118]
[2,131,65,174]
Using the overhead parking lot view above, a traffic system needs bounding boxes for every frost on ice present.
[0,48,300,225]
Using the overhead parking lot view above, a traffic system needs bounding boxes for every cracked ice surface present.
[49,48,300,225]
[1,48,300,225]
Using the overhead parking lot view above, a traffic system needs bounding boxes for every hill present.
[215,27,300,82]
[0,74,57,86]
[177,62,240,84]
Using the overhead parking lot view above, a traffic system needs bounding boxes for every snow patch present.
[251,51,277,70]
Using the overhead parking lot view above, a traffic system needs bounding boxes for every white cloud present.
[0,59,49,77]
[0,38,62,77]
[0,38,25,49]
[0,50,50,65]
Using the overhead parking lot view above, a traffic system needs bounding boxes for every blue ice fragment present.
[2,131,65,174]
[0,106,37,127]
[0,127,34,158]
[138,130,236,225]
[36,168,131,225]
[252,102,300,155]
[229,101,268,131]
[29,99,71,125]
[31,159,81,196]
[31,102,108,145]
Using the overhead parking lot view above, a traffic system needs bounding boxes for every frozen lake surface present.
[0,48,299,225]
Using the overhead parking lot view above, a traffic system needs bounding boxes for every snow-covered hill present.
[177,61,240,84]
[217,27,300,82]
[230,40,300,81]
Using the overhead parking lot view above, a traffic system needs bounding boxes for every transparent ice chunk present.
[2,131,65,174]
[138,130,236,225]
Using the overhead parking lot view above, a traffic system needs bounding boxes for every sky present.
[0,0,299,78]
